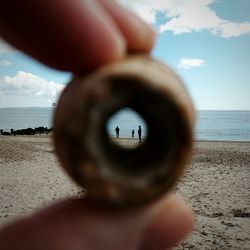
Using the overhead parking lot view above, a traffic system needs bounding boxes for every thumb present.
[0,195,193,250]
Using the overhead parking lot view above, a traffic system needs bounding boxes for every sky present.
[0,0,249,110]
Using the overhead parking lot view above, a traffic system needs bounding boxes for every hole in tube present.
[106,107,148,149]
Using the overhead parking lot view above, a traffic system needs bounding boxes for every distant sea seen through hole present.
[106,108,148,148]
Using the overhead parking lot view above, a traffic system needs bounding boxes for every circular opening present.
[106,107,148,149]
[93,76,190,178]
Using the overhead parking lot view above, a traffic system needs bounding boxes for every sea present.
[0,108,250,141]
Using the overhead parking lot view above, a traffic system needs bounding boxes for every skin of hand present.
[0,0,194,249]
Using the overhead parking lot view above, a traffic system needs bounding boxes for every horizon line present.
[0,107,250,111]
[0,106,250,111]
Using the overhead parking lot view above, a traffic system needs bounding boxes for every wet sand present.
[0,136,249,249]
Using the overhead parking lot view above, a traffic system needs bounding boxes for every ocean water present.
[196,110,250,141]
[0,108,54,131]
[0,108,250,141]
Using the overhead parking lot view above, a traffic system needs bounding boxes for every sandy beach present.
[0,136,249,249]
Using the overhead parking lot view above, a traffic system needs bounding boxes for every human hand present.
[0,0,156,72]
[0,0,194,249]
[0,195,193,250]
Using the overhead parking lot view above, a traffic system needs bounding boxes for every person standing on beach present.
[0,0,193,249]
[115,126,120,138]
[138,125,142,143]
[132,129,135,138]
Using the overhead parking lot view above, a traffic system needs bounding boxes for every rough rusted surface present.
[53,55,195,209]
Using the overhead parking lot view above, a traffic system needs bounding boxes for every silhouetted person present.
[132,129,135,138]
[115,126,120,138]
[138,125,142,143]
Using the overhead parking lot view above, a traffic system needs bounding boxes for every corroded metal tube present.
[53,55,195,209]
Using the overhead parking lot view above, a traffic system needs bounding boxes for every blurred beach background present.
[0,0,250,248]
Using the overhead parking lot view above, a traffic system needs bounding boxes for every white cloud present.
[178,58,206,69]
[0,71,65,103]
[0,59,11,66]
[118,0,250,38]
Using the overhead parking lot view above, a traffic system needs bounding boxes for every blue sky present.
[0,0,249,110]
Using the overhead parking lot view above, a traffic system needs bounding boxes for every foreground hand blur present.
[0,0,194,249]
[0,194,193,250]
[0,0,156,72]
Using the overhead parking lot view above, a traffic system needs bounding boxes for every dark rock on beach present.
[0,127,53,136]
